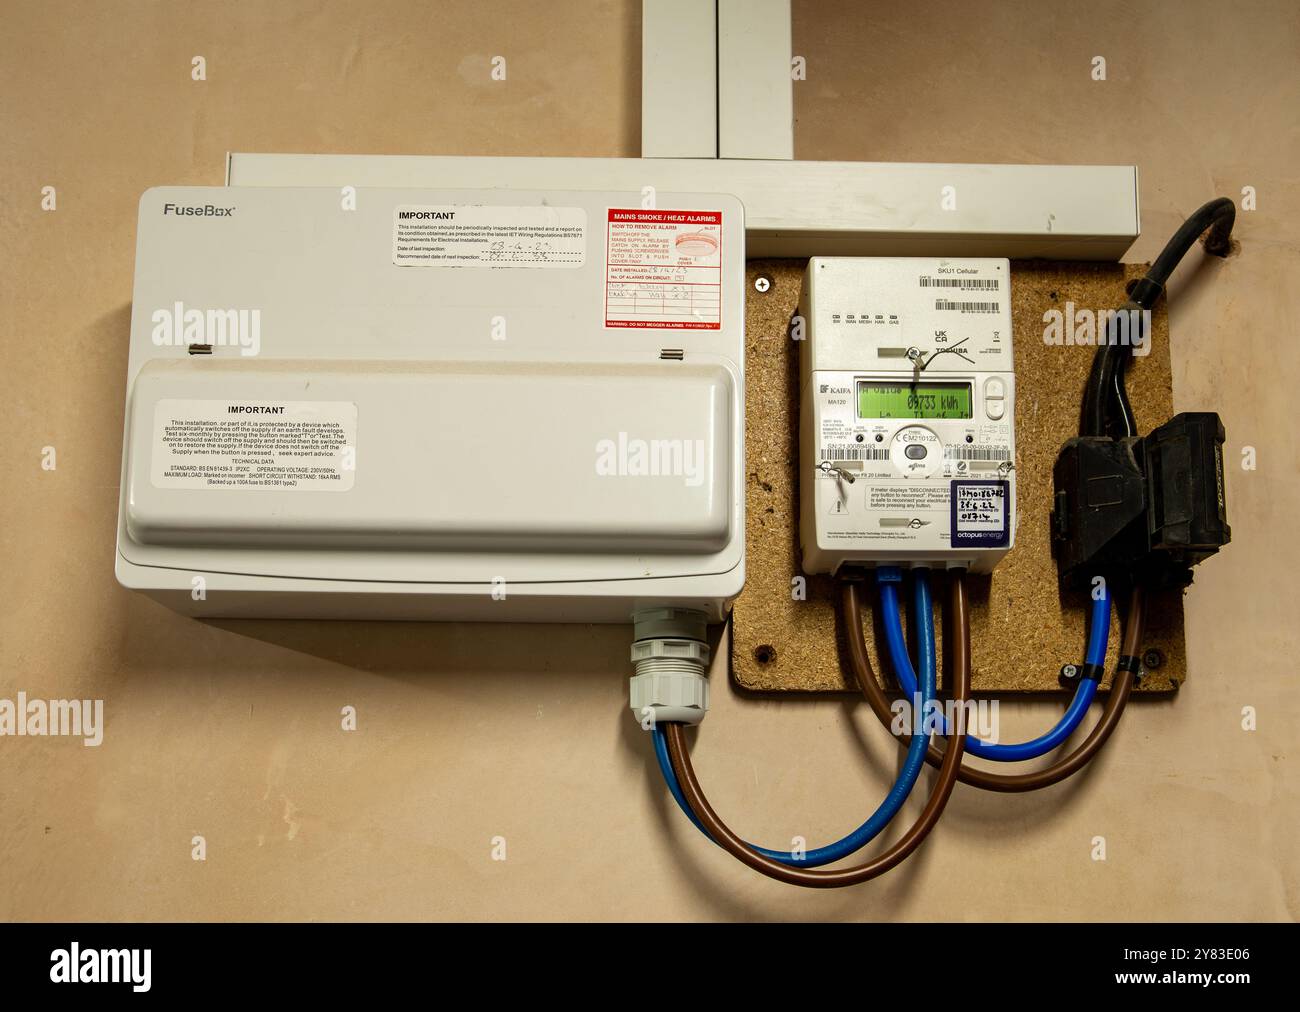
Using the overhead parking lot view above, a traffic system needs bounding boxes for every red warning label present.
[605,208,722,330]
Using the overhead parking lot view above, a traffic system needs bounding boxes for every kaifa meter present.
[799,257,1016,574]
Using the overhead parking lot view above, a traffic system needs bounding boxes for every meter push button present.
[890,426,942,478]
[983,377,1007,420]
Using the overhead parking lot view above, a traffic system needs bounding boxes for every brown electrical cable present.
[663,571,973,888]
[845,576,1147,793]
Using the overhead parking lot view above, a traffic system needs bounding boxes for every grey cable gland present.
[632,607,708,645]
[629,636,710,726]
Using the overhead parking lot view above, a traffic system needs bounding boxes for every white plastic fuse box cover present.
[116,187,745,621]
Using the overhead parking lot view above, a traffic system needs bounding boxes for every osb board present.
[733,259,1186,695]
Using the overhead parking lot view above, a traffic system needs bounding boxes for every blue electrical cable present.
[650,568,937,867]
[878,566,1111,762]
[652,727,709,834]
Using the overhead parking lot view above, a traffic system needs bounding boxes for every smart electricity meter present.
[798,257,1016,574]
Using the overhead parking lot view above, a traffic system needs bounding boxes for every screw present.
[754,274,773,293]
[1058,663,1079,688]
[1142,648,1164,670]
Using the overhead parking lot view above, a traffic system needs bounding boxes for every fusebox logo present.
[162,203,234,217]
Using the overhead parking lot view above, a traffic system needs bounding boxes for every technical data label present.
[151,399,357,491]
[951,479,1009,547]
[605,208,722,330]
[392,204,586,268]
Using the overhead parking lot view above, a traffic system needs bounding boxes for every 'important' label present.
[151,399,357,491]
[392,204,586,267]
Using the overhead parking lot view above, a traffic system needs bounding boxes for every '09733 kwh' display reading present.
[857,381,972,419]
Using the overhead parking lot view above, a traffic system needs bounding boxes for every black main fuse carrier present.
[1051,412,1231,590]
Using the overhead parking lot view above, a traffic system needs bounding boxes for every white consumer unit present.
[116,186,745,621]
[799,257,1016,574]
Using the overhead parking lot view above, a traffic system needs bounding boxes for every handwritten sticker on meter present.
[951,480,1010,548]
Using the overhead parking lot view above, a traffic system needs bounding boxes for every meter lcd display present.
[857,381,972,419]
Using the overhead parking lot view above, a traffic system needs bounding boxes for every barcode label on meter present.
[944,444,1011,461]
[935,299,1000,313]
[919,277,1000,290]
[823,444,890,461]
